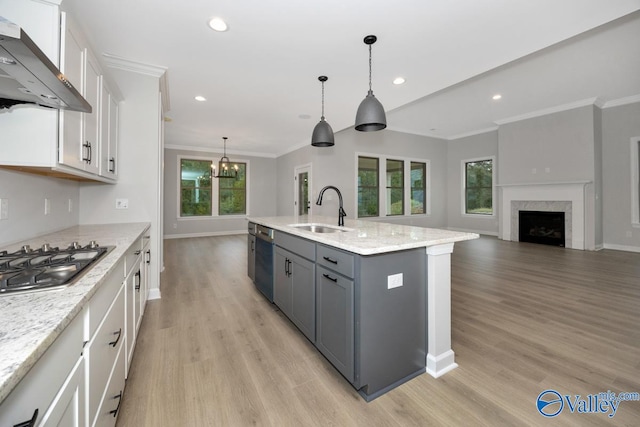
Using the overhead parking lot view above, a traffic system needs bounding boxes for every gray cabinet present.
[274,232,316,342]
[316,264,354,382]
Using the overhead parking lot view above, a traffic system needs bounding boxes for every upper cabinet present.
[0,0,121,183]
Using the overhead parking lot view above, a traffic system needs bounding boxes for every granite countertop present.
[247,215,479,255]
[0,222,150,404]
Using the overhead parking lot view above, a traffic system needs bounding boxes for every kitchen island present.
[248,215,478,399]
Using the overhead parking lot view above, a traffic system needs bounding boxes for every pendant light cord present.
[321,80,325,120]
[368,44,372,92]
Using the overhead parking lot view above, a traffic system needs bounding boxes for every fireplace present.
[519,210,565,247]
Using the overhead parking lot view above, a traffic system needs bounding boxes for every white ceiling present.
[62,0,640,157]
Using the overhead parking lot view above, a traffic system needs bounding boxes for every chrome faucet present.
[316,185,347,226]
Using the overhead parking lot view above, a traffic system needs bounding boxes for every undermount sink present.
[290,223,352,233]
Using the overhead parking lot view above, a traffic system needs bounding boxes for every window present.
[179,157,247,217]
[464,159,493,215]
[180,159,212,216]
[219,163,246,215]
[357,154,429,218]
[410,162,426,214]
[358,156,379,217]
[386,159,404,216]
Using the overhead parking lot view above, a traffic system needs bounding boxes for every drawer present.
[316,244,355,279]
[88,258,124,338]
[275,231,315,261]
[0,315,83,427]
[88,283,125,425]
[124,237,143,276]
[94,341,126,427]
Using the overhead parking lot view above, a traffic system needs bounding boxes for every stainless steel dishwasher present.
[254,224,274,302]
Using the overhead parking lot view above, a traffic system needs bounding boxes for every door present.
[294,164,312,220]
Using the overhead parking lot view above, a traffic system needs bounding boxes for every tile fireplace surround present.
[499,182,590,250]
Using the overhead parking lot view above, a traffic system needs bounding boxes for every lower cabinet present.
[315,265,355,383]
[0,311,84,427]
[0,230,150,425]
[274,246,315,341]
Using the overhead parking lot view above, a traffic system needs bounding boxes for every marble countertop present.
[247,215,479,255]
[0,222,150,403]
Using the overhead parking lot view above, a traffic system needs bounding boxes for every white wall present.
[163,148,277,237]
[0,170,80,246]
[79,68,163,294]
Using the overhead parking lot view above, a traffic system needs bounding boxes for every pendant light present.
[355,35,387,132]
[311,76,335,147]
[211,137,238,179]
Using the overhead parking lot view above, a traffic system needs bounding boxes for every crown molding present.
[164,144,277,158]
[102,53,168,78]
[447,126,499,141]
[602,94,640,108]
[494,97,599,126]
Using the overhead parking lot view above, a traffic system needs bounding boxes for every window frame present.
[357,156,380,218]
[177,155,250,220]
[355,152,431,219]
[632,137,640,228]
[461,156,496,218]
[386,158,404,216]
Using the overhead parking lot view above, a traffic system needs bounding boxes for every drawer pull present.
[109,328,122,347]
[13,408,38,427]
[135,270,141,291]
[134,250,141,255]
[323,256,338,264]
[145,249,151,264]
[322,273,338,283]
[109,391,123,417]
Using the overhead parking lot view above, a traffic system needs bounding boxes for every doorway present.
[294,164,312,220]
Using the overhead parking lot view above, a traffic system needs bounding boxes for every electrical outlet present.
[116,199,129,209]
[387,273,403,289]
[0,199,8,220]
[44,198,51,215]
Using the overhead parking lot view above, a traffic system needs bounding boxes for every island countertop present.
[0,222,150,404]
[247,215,479,255]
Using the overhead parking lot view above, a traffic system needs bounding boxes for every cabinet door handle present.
[250,240,254,253]
[284,258,289,276]
[287,259,292,277]
[13,409,38,427]
[146,249,151,264]
[323,256,338,264]
[109,157,116,172]
[135,270,141,291]
[82,141,91,162]
[109,391,123,417]
[87,141,92,163]
[109,328,122,347]
[134,250,141,255]
[322,273,338,282]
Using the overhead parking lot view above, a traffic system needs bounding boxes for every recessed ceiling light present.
[492,94,502,100]
[393,77,406,85]
[298,114,311,120]
[208,17,228,32]
[195,95,206,102]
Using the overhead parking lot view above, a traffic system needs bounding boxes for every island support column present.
[425,243,457,377]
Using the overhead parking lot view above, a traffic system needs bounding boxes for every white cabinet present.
[0,313,84,427]
[58,12,103,176]
[100,82,119,179]
[0,1,120,183]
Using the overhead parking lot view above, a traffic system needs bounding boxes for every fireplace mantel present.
[499,181,591,250]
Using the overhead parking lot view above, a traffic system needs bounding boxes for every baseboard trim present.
[148,288,161,300]
[603,243,640,253]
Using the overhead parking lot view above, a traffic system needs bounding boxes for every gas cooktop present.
[0,241,113,295]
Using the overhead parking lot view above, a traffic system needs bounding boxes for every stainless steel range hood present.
[0,17,91,112]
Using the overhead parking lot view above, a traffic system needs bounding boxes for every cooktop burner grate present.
[0,242,113,294]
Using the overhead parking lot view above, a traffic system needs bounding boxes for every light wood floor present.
[116,235,640,426]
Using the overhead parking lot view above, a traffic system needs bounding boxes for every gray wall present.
[446,130,499,235]
[497,105,602,249]
[277,129,449,228]
[602,101,640,250]
[164,148,277,237]
[0,170,80,246]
